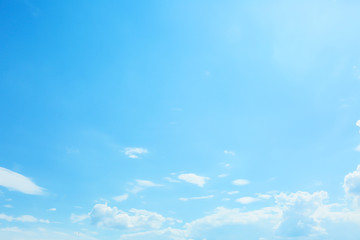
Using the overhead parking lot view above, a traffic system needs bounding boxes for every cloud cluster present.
[0,167,44,195]
[275,191,328,238]
[90,204,170,230]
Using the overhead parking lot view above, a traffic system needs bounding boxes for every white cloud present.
[90,203,171,230]
[227,191,239,195]
[136,180,161,187]
[124,148,148,159]
[224,150,235,156]
[275,191,328,238]
[0,167,44,195]
[130,180,162,193]
[0,213,49,223]
[164,177,180,183]
[355,145,360,152]
[232,179,250,186]
[48,208,56,211]
[343,165,360,196]
[3,204,13,208]
[178,173,209,187]
[71,214,90,223]
[257,194,272,200]
[179,195,214,201]
[113,193,129,202]
[121,207,280,240]
[236,197,259,204]
[356,120,360,128]
[218,174,228,178]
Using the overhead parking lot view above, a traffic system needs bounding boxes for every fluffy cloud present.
[124,148,148,159]
[275,191,328,238]
[121,207,280,240]
[113,193,129,202]
[343,165,360,196]
[0,167,44,195]
[178,173,209,187]
[0,213,49,223]
[232,179,250,186]
[90,203,171,230]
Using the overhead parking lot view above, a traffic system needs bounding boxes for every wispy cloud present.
[232,179,250,186]
[179,195,214,201]
[227,191,239,195]
[70,214,90,223]
[0,214,49,223]
[130,180,162,193]
[178,173,209,187]
[113,193,129,202]
[224,150,235,156]
[0,167,44,195]
[164,177,180,183]
[236,197,259,204]
[124,148,148,159]
[218,174,228,178]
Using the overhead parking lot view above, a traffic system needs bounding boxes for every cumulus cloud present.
[178,173,209,187]
[275,191,328,238]
[124,148,148,159]
[113,193,129,202]
[236,197,259,204]
[0,167,44,195]
[232,179,250,186]
[179,195,214,201]
[121,206,280,240]
[90,203,171,230]
[0,213,49,223]
[343,165,360,196]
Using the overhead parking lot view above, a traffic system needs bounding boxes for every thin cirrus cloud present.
[179,195,214,201]
[0,167,44,195]
[130,180,162,194]
[236,197,259,204]
[124,147,148,159]
[178,173,209,187]
[0,213,49,223]
[232,179,250,186]
[113,193,129,202]
[224,150,235,156]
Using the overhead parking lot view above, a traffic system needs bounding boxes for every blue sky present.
[1,0,360,239]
